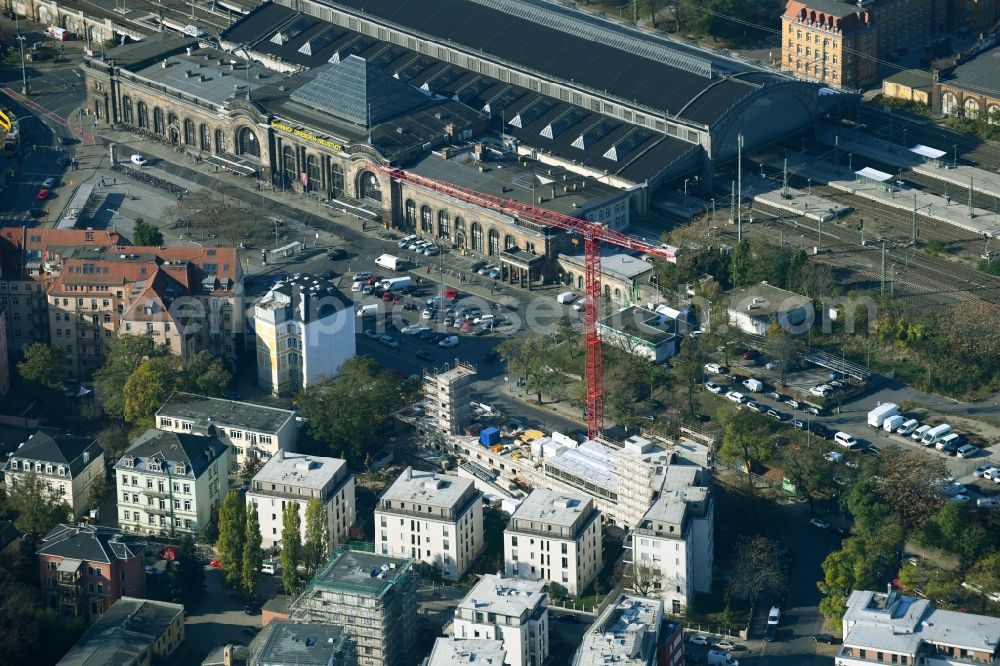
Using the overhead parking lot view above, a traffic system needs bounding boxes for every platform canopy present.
[855,167,893,182]
[910,144,946,159]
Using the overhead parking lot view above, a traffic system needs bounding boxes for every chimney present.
[404,466,412,481]
[277,449,285,461]
[186,46,193,56]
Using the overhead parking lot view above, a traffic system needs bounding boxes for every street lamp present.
[953,144,958,168]
[683,178,690,205]
[15,34,28,95]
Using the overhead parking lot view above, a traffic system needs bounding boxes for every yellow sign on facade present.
[271,122,343,152]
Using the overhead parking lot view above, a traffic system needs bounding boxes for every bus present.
[2,118,19,158]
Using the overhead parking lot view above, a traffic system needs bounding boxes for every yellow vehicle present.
[518,429,544,444]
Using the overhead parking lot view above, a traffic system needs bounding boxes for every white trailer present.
[867,403,899,428]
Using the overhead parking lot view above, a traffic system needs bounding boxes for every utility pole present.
[859,217,865,246]
[880,239,887,299]
[912,194,918,244]
[782,157,789,199]
[834,134,840,168]
[730,180,736,226]
[968,176,974,218]
[848,152,853,173]
[737,133,744,234]
[817,213,822,252]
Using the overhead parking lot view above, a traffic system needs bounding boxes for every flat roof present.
[884,68,934,90]
[599,306,678,345]
[380,468,475,511]
[560,249,653,280]
[256,273,353,320]
[573,594,663,666]
[156,392,295,434]
[251,452,346,491]
[509,488,593,529]
[310,547,412,597]
[941,45,1000,98]
[427,638,506,666]
[458,574,546,619]
[727,282,812,318]
[57,597,183,666]
[254,621,351,666]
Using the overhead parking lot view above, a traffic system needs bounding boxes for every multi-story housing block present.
[155,391,297,474]
[56,597,185,666]
[3,431,105,519]
[114,429,228,537]
[0,304,9,396]
[252,274,355,398]
[839,588,1000,665]
[375,467,483,580]
[426,638,506,666]
[250,620,356,666]
[503,489,602,596]
[423,362,476,435]
[781,0,877,88]
[630,466,714,615]
[37,523,146,623]
[247,450,355,551]
[0,227,128,357]
[572,595,664,666]
[290,546,416,666]
[453,575,549,666]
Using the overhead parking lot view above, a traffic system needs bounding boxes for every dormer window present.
[175,463,186,475]
[148,458,161,472]
[124,456,135,468]
[58,466,66,476]
[8,460,17,470]
[45,464,53,475]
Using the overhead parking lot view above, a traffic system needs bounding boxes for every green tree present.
[920,502,987,565]
[498,333,560,404]
[818,537,876,621]
[132,218,164,247]
[779,443,830,510]
[16,343,67,395]
[966,553,1000,601]
[671,338,704,419]
[242,504,263,599]
[176,535,205,607]
[303,497,329,580]
[296,356,421,463]
[180,351,232,397]
[216,491,246,590]
[94,335,163,420]
[7,473,71,542]
[602,350,651,431]
[240,453,264,485]
[622,563,664,596]
[123,356,182,428]
[164,558,183,603]
[729,240,752,288]
[280,501,302,595]
[717,409,775,473]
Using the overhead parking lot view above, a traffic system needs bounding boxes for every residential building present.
[0,227,128,356]
[253,273,355,398]
[597,306,680,364]
[247,450,355,551]
[37,523,146,623]
[375,467,483,580]
[44,245,243,380]
[657,619,686,666]
[503,489,602,596]
[114,429,228,537]
[423,362,476,435]
[56,597,185,666]
[727,282,813,336]
[290,546,416,666]
[781,0,878,88]
[839,588,1000,665]
[572,595,663,666]
[630,467,714,615]
[453,575,549,666]
[250,620,356,666]
[556,248,657,310]
[155,391,297,474]
[426,638,506,666]
[0,304,9,396]
[3,430,105,518]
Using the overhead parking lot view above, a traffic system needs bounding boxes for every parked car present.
[809,385,833,397]
[765,361,780,370]
[353,272,373,282]
[379,334,399,350]
[746,401,767,414]
[810,518,830,529]
[812,634,837,644]
[784,398,800,409]
[714,640,739,651]
[802,405,820,416]
[42,177,58,189]
[398,234,417,248]
[766,390,783,401]
[687,634,709,645]
[977,498,999,509]
[36,188,49,200]
[130,154,147,166]
[766,408,785,421]
[705,382,723,394]
[415,350,433,362]
[725,391,747,404]
[974,465,997,478]
[439,335,459,348]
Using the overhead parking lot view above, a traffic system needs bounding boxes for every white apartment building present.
[155,392,297,474]
[630,466,713,615]
[375,467,483,580]
[246,450,355,551]
[839,588,1000,666]
[3,431,105,519]
[114,429,228,537]
[253,274,356,398]
[426,638,506,666]
[503,489,602,596]
[453,575,549,666]
[572,595,664,666]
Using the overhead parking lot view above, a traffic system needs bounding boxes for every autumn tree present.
[240,453,264,485]
[303,497,329,580]
[671,338,704,419]
[876,449,947,531]
[728,535,787,605]
[779,443,831,511]
[7,474,71,543]
[94,335,163,420]
[498,334,560,404]
[765,321,801,387]
[242,504,263,599]
[179,350,232,397]
[280,501,302,594]
[16,342,67,395]
[216,491,246,590]
[622,563,664,596]
[717,409,776,474]
[123,356,182,428]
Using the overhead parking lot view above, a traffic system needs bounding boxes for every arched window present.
[199,124,211,151]
[438,210,450,239]
[357,171,381,202]
[328,162,344,199]
[988,105,1000,124]
[405,200,416,227]
[471,222,483,251]
[942,92,958,115]
[214,129,226,154]
[122,96,133,125]
[183,119,195,145]
[964,98,980,119]
[137,101,148,129]
[488,228,499,256]
[504,234,516,250]
[456,232,466,249]
[306,155,320,192]
[420,205,432,233]
[153,107,164,135]
[455,216,465,235]
[604,284,612,298]
[613,288,621,301]
[578,276,584,289]
[167,112,178,127]
[281,146,296,189]
[237,127,260,158]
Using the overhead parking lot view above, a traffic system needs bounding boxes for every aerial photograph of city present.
[0,0,999,664]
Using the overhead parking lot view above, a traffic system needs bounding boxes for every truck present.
[882,414,906,432]
[867,403,900,428]
[375,254,403,271]
[379,276,413,292]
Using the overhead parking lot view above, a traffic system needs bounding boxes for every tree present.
[95,425,130,464]
[765,322,801,387]
[729,240,752,288]
[671,338,704,419]
[7,474,71,542]
[86,473,108,508]
[164,558,184,603]
[966,553,1000,602]
[498,334,560,404]
[779,444,830,510]
[876,449,947,530]
[216,491,246,590]
[602,350,651,430]
[717,409,776,474]
[94,335,163,421]
[303,497,329,580]
[729,535,787,605]
[132,218,164,247]
[176,535,205,607]
[16,343,67,395]
[242,504,263,599]
[920,502,987,565]
[180,351,232,397]
[123,356,182,428]
[622,563,664,596]
[818,537,876,621]
[280,501,302,595]
[296,356,421,463]
[240,453,264,485]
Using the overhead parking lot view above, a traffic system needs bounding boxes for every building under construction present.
[423,361,477,435]
[289,544,417,666]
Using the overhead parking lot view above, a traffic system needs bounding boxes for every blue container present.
[479,427,500,446]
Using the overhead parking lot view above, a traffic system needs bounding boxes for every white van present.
[957,444,979,458]
[556,291,577,304]
[936,433,961,451]
[707,651,739,666]
[897,419,920,436]
[882,415,906,432]
[261,560,278,575]
[911,425,931,442]
[920,424,952,447]
[357,303,379,318]
[834,431,859,449]
[375,254,403,271]
[742,378,764,393]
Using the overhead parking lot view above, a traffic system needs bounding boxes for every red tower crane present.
[364,163,677,438]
